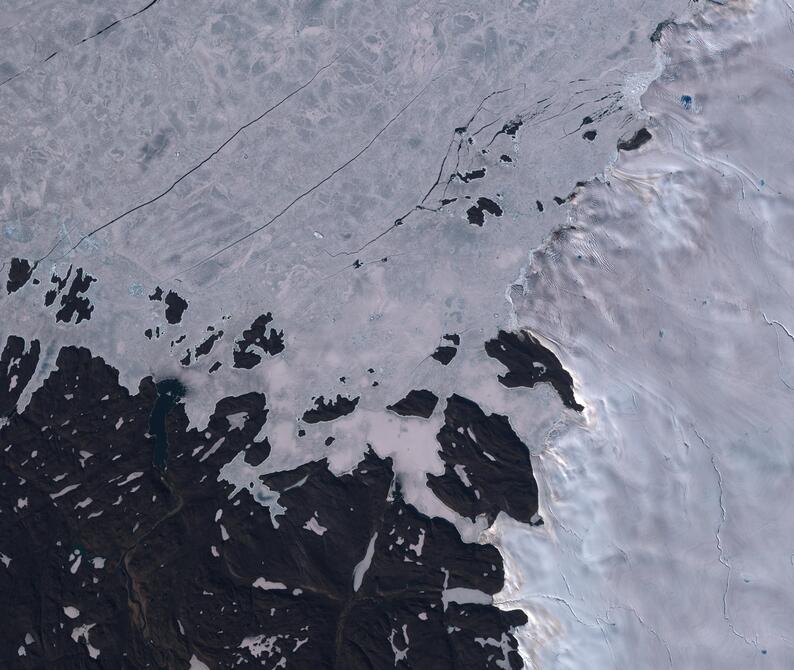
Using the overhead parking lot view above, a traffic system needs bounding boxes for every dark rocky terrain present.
[427,395,539,525]
[233,313,285,370]
[0,335,542,668]
[6,257,35,294]
[485,330,583,411]
[302,394,360,424]
[386,389,439,419]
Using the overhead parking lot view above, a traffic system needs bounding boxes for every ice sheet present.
[491,1,794,666]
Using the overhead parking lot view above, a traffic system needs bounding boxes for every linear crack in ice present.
[762,312,794,391]
[501,594,594,628]
[321,85,618,267]
[321,88,513,261]
[763,312,794,343]
[0,0,163,91]
[693,428,758,649]
[56,55,342,260]
[175,74,444,277]
[79,0,163,45]
[606,605,673,669]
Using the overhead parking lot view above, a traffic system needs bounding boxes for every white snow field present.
[489,1,794,667]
